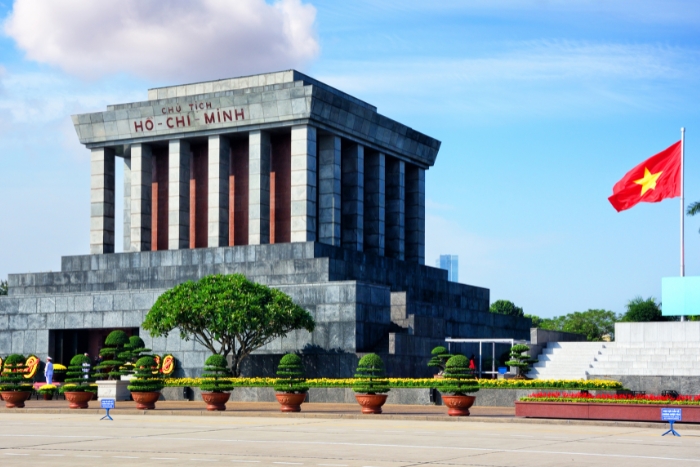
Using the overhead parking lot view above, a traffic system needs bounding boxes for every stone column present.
[290,125,317,242]
[130,143,152,251]
[405,165,425,265]
[168,139,190,250]
[386,157,405,260]
[318,134,341,246]
[90,147,115,254]
[122,154,131,252]
[341,142,364,251]
[249,130,271,245]
[364,151,385,256]
[208,135,230,247]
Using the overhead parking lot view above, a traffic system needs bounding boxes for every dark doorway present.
[49,328,139,366]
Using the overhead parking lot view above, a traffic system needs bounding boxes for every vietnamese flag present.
[608,141,681,212]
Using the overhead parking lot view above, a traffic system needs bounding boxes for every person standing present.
[468,354,476,372]
[44,357,54,384]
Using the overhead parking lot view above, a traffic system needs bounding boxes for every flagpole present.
[680,128,686,322]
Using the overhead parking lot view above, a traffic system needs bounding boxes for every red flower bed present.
[521,391,700,405]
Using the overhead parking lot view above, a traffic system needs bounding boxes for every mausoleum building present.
[0,71,530,377]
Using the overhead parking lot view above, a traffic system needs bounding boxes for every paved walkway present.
[2,399,514,419]
[0,412,698,466]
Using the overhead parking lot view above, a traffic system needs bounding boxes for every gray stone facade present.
[1,242,531,377]
[0,71,532,379]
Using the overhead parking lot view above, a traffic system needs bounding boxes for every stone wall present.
[0,242,532,378]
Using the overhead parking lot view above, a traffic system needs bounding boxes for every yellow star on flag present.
[634,167,663,195]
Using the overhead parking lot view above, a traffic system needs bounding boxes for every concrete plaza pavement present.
[1,411,699,467]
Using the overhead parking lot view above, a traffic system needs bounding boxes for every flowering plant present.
[164,377,622,390]
[520,391,700,406]
[38,384,57,395]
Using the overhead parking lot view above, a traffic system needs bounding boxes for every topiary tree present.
[200,355,235,393]
[0,354,32,392]
[352,353,389,394]
[62,354,95,392]
[427,346,452,375]
[95,330,130,380]
[127,356,164,393]
[505,344,534,379]
[143,274,316,376]
[273,353,308,394]
[439,355,479,395]
[125,336,151,362]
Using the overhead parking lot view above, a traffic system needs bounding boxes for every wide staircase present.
[588,341,700,377]
[527,342,608,380]
[528,340,700,379]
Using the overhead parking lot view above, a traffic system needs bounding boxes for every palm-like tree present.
[689,202,700,232]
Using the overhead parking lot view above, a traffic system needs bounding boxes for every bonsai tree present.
[125,336,151,362]
[440,355,479,395]
[505,344,535,379]
[273,353,308,394]
[95,330,130,380]
[427,346,452,375]
[127,356,164,393]
[127,356,163,410]
[0,354,32,392]
[143,274,316,376]
[200,355,235,393]
[352,353,389,395]
[63,354,95,392]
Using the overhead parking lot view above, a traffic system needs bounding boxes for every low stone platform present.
[160,386,618,407]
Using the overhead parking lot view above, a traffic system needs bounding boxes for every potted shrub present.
[62,354,96,409]
[199,355,235,411]
[352,353,390,414]
[505,344,534,379]
[127,356,164,410]
[37,384,57,400]
[428,346,452,378]
[0,354,33,408]
[95,330,131,400]
[439,355,480,416]
[273,353,308,412]
[122,336,151,378]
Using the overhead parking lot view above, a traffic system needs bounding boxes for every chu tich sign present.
[130,101,247,136]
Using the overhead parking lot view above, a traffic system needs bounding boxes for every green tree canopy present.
[524,314,542,328]
[622,296,664,322]
[142,274,315,376]
[0,279,8,296]
[489,300,524,317]
[533,309,618,341]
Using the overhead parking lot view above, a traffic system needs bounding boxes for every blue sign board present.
[661,408,682,421]
[100,399,115,409]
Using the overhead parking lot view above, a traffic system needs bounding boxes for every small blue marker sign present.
[100,398,115,421]
[661,408,681,436]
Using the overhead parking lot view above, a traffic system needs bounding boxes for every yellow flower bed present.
[163,377,622,390]
[53,364,67,371]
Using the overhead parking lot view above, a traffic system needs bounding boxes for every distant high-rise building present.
[435,254,458,282]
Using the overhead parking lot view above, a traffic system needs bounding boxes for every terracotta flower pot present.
[442,395,476,416]
[42,393,54,401]
[275,392,306,412]
[201,391,231,411]
[131,391,160,410]
[65,391,93,409]
[1,391,31,408]
[354,393,388,414]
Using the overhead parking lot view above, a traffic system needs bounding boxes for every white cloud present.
[4,0,319,82]
[315,41,700,122]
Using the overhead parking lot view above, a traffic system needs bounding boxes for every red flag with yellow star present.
[608,141,681,212]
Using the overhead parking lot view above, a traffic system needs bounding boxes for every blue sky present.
[1,0,699,318]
